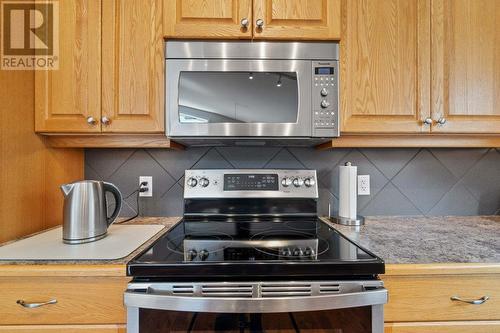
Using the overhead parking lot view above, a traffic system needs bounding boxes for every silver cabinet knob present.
[101,116,111,125]
[451,295,489,305]
[320,88,328,97]
[86,116,97,125]
[423,117,433,125]
[256,19,264,28]
[304,178,316,187]
[281,177,292,187]
[199,178,209,187]
[293,178,304,187]
[240,18,249,28]
[437,117,447,125]
[187,177,198,188]
[320,100,330,108]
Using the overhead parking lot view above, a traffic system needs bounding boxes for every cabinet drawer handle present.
[17,299,57,308]
[450,295,489,305]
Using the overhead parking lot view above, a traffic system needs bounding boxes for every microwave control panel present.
[312,61,339,137]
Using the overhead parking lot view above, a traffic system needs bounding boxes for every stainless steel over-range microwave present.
[165,41,339,146]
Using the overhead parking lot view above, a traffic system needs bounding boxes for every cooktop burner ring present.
[284,220,320,231]
[249,229,330,259]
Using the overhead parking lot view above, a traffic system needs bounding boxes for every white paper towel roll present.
[338,163,357,219]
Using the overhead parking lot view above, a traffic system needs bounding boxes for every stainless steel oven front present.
[165,41,339,141]
[125,280,386,332]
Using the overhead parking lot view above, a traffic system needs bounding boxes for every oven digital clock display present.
[224,174,279,191]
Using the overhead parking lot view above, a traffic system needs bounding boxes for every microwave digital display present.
[315,67,334,75]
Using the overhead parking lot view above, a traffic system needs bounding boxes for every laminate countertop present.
[325,215,500,264]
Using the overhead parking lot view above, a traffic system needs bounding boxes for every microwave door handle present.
[124,288,387,313]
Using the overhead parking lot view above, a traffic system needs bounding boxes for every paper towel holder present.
[328,204,365,226]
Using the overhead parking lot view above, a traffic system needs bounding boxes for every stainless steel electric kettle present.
[60,180,122,244]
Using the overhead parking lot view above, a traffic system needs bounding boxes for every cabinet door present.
[253,0,340,40]
[431,0,500,133]
[341,0,431,133]
[163,0,252,39]
[35,0,101,133]
[102,0,164,133]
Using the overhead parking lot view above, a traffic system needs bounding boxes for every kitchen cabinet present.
[340,0,431,133]
[35,0,101,133]
[163,0,341,40]
[431,0,500,133]
[163,0,253,38]
[102,0,164,133]
[385,321,500,333]
[36,0,165,134]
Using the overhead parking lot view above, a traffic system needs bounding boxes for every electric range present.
[125,169,387,333]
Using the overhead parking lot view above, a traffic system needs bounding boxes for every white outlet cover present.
[357,175,370,196]
[139,176,153,197]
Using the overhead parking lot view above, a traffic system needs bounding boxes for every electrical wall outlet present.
[357,175,370,195]
[139,176,153,197]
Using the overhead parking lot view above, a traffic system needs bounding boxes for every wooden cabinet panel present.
[0,325,125,333]
[431,0,500,133]
[102,0,164,133]
[0,277,128,325]
[253,0,340,40]
[385,321,500,333]
[340,0,431,133]
[163,0,252,38]
[35,0,101,133]
[384,275,500,322]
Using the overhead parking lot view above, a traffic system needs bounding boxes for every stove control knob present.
[320,100,330,108]
[281,248,292,257]
[304,247,315,258]
[187,249,198,261]
[293,178,304,187]
[281,177,292,187]
[293,248,304,256]
[199,178,209,187]
[320,88,329,97]
[304,178,316,187]
[199,250,209,261]
[187,177,198,188]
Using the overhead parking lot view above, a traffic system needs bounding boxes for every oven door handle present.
[124,288,387,313]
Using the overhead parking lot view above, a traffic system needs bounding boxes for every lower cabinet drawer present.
[385,321,500,333]
[0,324,126,332]
[384,275,500,322]
[0,277,129,325]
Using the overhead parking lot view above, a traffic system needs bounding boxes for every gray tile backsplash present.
[85,147,500,217]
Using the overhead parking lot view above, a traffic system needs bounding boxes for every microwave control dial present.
[320,100,330,108]
[293,178,304,187]
[320,88,328,97]
[187,177,198,188]
[281,177,292,187]
[199,178,209,187]
[304,178,316,187]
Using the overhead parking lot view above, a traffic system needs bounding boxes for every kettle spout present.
[60,184,73,196]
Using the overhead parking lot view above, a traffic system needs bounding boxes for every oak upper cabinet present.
[431,0,500,133]
[102,0,164,133]
[341,0,431,133]
[163,0,253,39]
[35,0,101,133]
[253,0,340,40]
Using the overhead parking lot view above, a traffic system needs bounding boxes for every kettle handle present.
[103,182,122,226]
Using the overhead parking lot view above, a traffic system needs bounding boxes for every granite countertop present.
[326,216,500,264]
[0,217,181,266]
[1,215,499,266]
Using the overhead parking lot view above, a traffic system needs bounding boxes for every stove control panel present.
[184,239,319,262]
[184,169,318,199]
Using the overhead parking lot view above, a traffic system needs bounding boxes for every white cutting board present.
[0,224,164,260]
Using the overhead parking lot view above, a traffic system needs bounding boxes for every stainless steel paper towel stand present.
[330,215,365,226]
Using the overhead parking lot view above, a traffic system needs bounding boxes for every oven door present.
[166,59,312,138]
[125,281,387,333]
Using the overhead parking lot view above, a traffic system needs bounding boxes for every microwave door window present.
[177,72,299,124]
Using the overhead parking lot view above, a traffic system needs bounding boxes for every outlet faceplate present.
[139,176,153,197]
[357,175,370,196]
